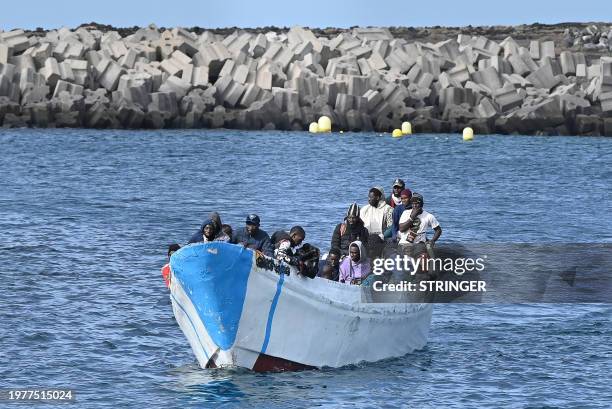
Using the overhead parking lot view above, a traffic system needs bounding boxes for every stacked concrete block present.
[193,43,232,79]
[493,83,524,112]
[160,50,191,77]
[527,62,563,90]
[249,34,268,58]
[159,75,191,98]
[95,58,125,91]
[1,30,31,55]
[52,80,84,98]
[214,74,246,108]
[439,87,475,110]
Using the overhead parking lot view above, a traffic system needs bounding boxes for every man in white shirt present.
[360,186,393,258]
[398,193,442,263]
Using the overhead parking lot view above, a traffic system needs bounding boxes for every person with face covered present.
[232,214,274,257]
[331,203,369,257]
[339,241,371,285]
[360,186,393,259]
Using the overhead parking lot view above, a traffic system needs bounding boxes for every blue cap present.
[246,214,260,225]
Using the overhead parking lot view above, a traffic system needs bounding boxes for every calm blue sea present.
[1,129,611,408]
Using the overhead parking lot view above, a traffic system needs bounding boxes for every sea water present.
[1,129,610,408]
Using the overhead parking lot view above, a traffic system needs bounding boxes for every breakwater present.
[1,23,612,135]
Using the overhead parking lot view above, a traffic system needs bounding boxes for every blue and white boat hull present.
[169,242,432,371]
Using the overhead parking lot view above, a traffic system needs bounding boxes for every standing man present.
[398,193,442,266]
[360,186,393,259]
[392,189,412,240]
[331,203,369,257]
[386,178,406,208]
[232,214,274,257]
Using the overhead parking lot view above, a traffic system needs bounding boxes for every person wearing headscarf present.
[331,203,369,257]
[339,241,371,285]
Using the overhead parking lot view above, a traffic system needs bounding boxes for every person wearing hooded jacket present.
[188,212,230,244]
[339,241,371,285]
[331,203,369,257]
[188,218,231,244]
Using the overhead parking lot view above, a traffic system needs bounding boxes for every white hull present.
[169,243,433,371]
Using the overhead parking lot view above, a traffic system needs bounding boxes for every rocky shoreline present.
[1,22,612,135]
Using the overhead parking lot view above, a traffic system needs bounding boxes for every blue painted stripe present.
[260,273,285,354]
[170,293,210,360]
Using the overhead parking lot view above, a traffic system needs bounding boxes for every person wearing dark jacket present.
[331,203,369,256]
[232,214,274,257]
[271,226,305,263]
[188,213,230,244]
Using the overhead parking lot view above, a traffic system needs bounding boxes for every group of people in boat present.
[162,178,442,287]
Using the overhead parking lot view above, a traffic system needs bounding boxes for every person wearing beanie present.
[331,203,370,257]
[392,189,412,240]
[386,178,406,208]
[231,213,274,257]
[360,186,393,258]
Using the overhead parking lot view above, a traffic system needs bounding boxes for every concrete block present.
[159,75,191,99]
[559,51,576,76]
[472,66,502,91]
[475,97,498,119]
[500,36,520,58]
[448,64,472,85]
[439,87,474,110]
[95,59,125,91]
[249,34,267,58]
[160,50,191,77]
[52,79,84,98]
[527,63,563,90]
[1,30,30,54]
[59,62,74,82]
[0,44,10,65]
[541,41,555,59]
[120,48,139,69]
[193,42,231,79]
[239,83,263,107]
[493,83,524,112]
[25,43,52,68]
[42,57,61,87]
[601,91,612,113]
[255,70,272,90]
[148,91,178,117]
[384,48,416,73]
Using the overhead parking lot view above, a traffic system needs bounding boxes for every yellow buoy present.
[392,129,403,138]
[308,122,319,133]
[463,127,474,141]
[318,116,331,133]
[401,121,412,135]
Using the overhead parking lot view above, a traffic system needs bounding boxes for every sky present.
[1,0,611,30]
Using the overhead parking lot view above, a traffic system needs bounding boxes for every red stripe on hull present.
[252,353,316,372]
